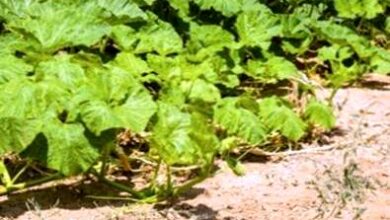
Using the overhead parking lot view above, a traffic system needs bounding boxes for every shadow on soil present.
[0,180,130,218]
[0,179,219,219]
[155,189,218,220]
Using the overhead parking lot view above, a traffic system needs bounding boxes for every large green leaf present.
[36,54,86,89]
[151,103,218,165]
[236,8,280,49]
[74,68,156,135]
[246,57,299,83]
[318,45,364,87]
[6,1,109,52]
[113,88,157,132]
[280,12,313,54]
[135,21,183,56]
[0,0,38,20]
[183,79,221,103]
[0,79,68,119]
[110,25,139,51]
[214,98,266,145]
[259,97,306,141]
[334,0,384,19]
[314,21,375,58]
[110,52,151,78]
[79,101,122,135]
[43,122,100,176]
[98,0,147,22]
[78,90,156,135]
[0,118,41,155]
[193,0,241,16]
[169,0,190,18]
[187,23,235,60]
[370,49,390,75]
[0,33,33,54]
[0,53,33,84]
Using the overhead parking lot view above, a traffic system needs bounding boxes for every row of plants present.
[0,0,389,201]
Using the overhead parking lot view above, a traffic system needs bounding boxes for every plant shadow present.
[0,176,218,219]
[0,178,131,219]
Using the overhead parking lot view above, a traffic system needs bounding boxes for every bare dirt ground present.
[1,75,389,220]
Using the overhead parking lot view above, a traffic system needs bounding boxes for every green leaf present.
[193,0,241,16]
[187,23,235,59]
[370,49,390,75]
[236,8,280,49]
[36,54,86,89]
[113,88,157,132]
[43,122,100,176]
[189,24,234,48]
[79,101,122,135]
[318,45,364,87]
[0,33,32,54]
[98,0,147,22]
[110,25,138,51]
[246,57,299,83]
[146,54,180,80]
[259,97,306,141]
[76,69,156,134]
[169,0,190,18]
[7,1,109,52]
[280,13,313,54]
[0,79,68,119]
[304,100,335,130]
[226,157,245,176]
[241,0,268,12]
[151,103,218,165]
[135,21,183,56]
[185,79,221,103]
[0,118,41,155]
[0,53,33,84]
[334,0,384,19]
[314,21,375,58]
[0,0,38,20]
[110,52,151,78]
[214,98,266,145]
[139,0,155,6]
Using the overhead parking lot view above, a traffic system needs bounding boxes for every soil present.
[1,75,389,220]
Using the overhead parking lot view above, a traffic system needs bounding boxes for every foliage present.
[0,0,388,200]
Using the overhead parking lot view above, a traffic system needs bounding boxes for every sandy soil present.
[1,76,389,220]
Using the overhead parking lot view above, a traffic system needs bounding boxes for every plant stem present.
[100,144,111,177]
[99,177,143,199]
[327,88,339,107]
[0,173,63,196]
[0,161,12,187]
[166,165,173,194]
[86,195,140,202]
[150,159,161,190]
[11,162,30,184]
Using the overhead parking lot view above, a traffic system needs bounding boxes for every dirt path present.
[1,82,389,220]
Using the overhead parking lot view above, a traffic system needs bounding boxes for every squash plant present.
[0,0,388,201]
